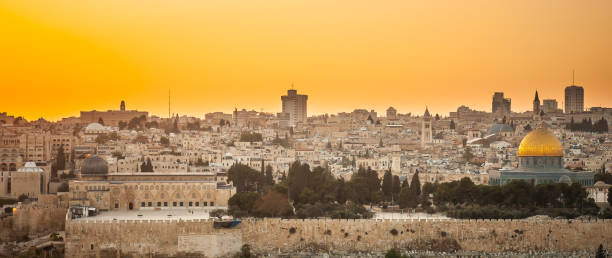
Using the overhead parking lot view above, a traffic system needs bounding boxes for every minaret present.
[120,100,126,111]
[533,91,540,113]
[421,107,432,146]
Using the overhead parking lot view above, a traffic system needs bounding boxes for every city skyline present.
[2,0,611,121]
[0,84,606,122]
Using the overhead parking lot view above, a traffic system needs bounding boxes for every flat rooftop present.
[73,209,218,221]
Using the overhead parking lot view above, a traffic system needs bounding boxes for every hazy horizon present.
[2,0,611,121]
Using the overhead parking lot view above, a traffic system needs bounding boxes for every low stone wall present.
[65,218,612,257]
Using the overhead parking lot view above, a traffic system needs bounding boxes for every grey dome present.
[81,155,108,175]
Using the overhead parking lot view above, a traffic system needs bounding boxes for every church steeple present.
[533,91,540,113]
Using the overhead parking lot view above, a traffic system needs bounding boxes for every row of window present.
[116,201,215,209]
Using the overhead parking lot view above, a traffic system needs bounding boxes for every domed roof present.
[18,162,44,172]
[81,155,108,175]
[518,128,563,157]
[86,123,105,130]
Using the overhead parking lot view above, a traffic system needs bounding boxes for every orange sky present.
[1,0,611,121]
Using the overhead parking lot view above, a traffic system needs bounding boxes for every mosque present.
[489,127,594,186]
[69,155,233,211]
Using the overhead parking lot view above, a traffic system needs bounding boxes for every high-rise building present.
[281,89,308,127]
[565,85,584,114]
[421,107,432,146]
[533,91,540,113]
[492,92,511,115]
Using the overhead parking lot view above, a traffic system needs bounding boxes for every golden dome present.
[518,128,563,157]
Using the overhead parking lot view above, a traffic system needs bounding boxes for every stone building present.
[0,162,49,198]
[80,101,148,126]
[69,156,234,211]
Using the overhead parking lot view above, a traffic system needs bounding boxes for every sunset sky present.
[1,0,611,121]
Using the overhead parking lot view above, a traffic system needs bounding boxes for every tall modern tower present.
[281,89,308,127]
[564,86,584,114]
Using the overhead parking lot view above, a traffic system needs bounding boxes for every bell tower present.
[421,107,432,146]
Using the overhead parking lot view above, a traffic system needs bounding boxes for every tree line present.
[567,117,609,133]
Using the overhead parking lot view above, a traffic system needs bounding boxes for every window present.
[157,202,161,207]
[195,202,199,207]
[148,202,152,207]
[203,202,208,206]
[115,203,119,209]
[210,202,214,206]
[164,202,168,207]
[141,202,145,207]
[173,202,177,207]
[179,202,184,207]
[189,202,193,207]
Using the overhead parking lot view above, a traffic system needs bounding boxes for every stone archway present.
[9,163,16,171]
[0,163,7,171]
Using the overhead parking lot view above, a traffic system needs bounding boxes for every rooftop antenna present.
[572,69,575,85]
[168,89,171,118]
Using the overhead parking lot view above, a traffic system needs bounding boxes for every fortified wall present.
[0,194,69,242]
[65,218,612,257]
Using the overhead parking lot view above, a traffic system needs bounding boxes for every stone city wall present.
[0,195,68,242]
[65,218,612,257]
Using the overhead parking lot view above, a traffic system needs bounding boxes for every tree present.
[410,171,421,197]
[596,244,606,258]
[399,185,417,209]
[141,158,154,172]
[264,165,274,186]
[229,192,261,217]
[252,191,291,217]
[172,118,180,133]
[381,170,393,202]
[609,186,612,206]
[55,144,66,170]
[385,248,408,258]
[524,124,532,132]
[392,175,401,203]
[227,164,262,193]
[118,121,128,130]
[239,132,263,142]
